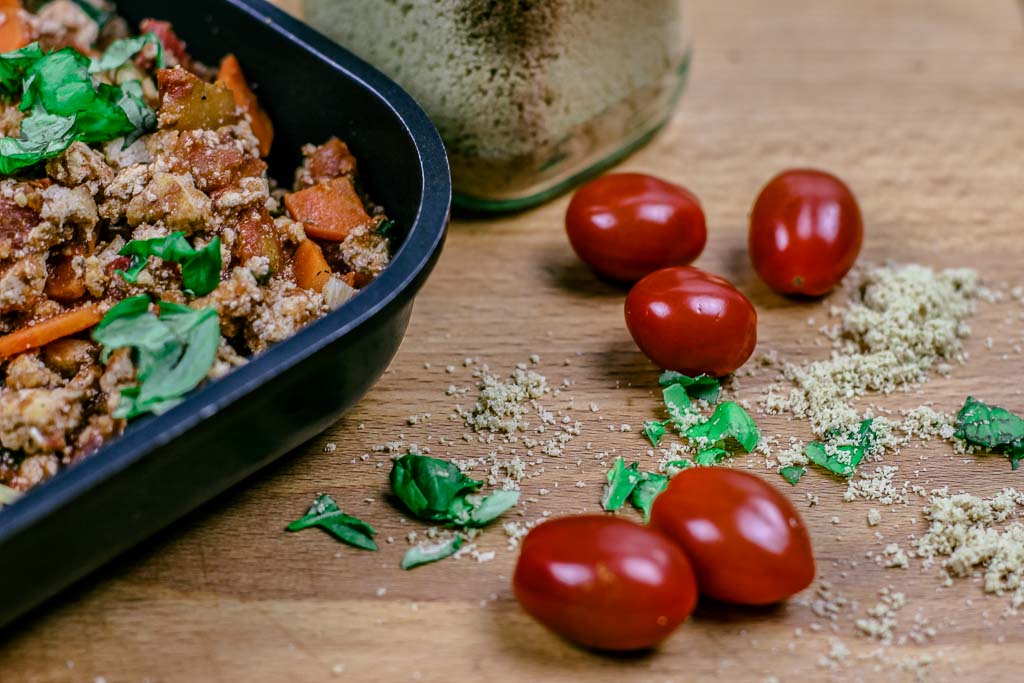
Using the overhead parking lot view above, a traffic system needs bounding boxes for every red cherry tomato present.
[749,169,863,296]
[513,515,698,651]
[624,266,757,377]
[649,468,815,605]
[565,173,707,282]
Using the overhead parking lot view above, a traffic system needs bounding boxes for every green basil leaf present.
[805,419,874,478]
[0,43,44,99]
[117,232,222,296]
[685,401,760,453]
[780,466,806,485]
[631,472,668,522]
[658,371,721,403]
[460,489,521,527]
[955,397,1024,470]
[0,483,21,506]
[286,493,377,551]
[643,419,667,447]
[89,33,163,73]
[0,110,77,174]
[390,453,482,522]
[601,457,642,511]
[663,383,693,427]
[115,79,157,147]
[375,218,395,238]
[694,447,730,465]
[664,459,692,472]
[401,536,462,570]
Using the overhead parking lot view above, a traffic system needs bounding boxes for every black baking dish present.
[0,0,450,627]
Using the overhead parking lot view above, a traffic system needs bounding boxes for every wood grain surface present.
[4,1,1024,681]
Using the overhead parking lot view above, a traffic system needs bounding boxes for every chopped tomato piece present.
[233,207,283,275]
[308,137,356,182]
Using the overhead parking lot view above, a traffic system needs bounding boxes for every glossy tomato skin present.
[513,515,698,651]
[566,173,707,282]
[624,266,757,377]
[649,468,815,605]
[749,169,863,296]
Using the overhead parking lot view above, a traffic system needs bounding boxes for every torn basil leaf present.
[663,383,694,428]
[631,472,668,522]
[643,419,668,447]
[694,447,730,466]
[780,466,806,485]
[449,489,521,527]
[375,218,395,238]
[287,493,377,551]
[664,459,692,472]
[805,419,875,477]
[685,401,760,453]
[92,295,220,419]
[0,110,77,174]
[602,457,642,511]
[89,33,163,73]
[0,43,44,99]
[401,536,463,570]
[390,453,482,522]
[658,371,721,403]
[955,396,1024,469]
[117,232,222,296]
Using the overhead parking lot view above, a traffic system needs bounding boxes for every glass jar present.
[304,0,689,212]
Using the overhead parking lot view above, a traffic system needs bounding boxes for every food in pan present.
[0,1,393,498]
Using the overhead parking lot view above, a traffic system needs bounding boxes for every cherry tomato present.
[565,173,707,282]
[649,468,815,605]
[513,515,698,651]
[749,169,863,296]
[624,266,757,377]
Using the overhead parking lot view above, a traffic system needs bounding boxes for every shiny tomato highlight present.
[624,266,757,377]
[565,173,707,282]
[749,168,863,296]
[649,467,815,605]
[513,515,698,651]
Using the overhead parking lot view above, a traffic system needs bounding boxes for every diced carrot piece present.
[285,177,371,242]
[0,305,103,359]
[0,0,28,53]
[44,248,86,303]
[217,54,273,157]
[293,239,332,293]
[340,271,372,289]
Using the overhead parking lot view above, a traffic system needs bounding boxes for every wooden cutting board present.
[4,1,1024,681]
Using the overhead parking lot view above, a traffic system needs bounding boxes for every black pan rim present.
[0,0,451,538]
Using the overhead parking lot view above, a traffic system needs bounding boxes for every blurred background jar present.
[303,0,689,212]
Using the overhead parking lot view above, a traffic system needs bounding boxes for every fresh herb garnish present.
[89,33,163,74]
[631,472,668,522]
[401,536,463,570]
[780,465,806,485]
[0,42,157,173]
[684,401,760,453]
[658,371,721,403]
[117,232,222,296]
[805,419,875,477]
[642,419,668,447]
[955,396,1024,470]
[92,295,220,419]
[665,459,692,472]
[389,453,519,526]
[375,219,395,238]
[663,383,694,427]
[602,457,642,511]
[0,483,21,506]
[694,447,730,465]
[286,494,377,551]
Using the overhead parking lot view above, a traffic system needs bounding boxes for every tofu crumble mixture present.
[0,2,392,497]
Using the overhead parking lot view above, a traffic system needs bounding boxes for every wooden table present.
[4,1,1024,681]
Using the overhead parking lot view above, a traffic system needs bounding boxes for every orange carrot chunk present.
[0,305,103,359]
[293,239,332,293]
[217,54,274,157]
[285,177,371,242]
[0,0,29,53]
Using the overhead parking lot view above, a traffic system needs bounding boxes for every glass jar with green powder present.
[304,0,689,212]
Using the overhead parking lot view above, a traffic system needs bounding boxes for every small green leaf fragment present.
[695,447,730,465]
[662,383,693,427]
[643,419,667,447]
[658,371,721,403]
[955,397,1024,470]
[117,232,222,296]
[631,472,668,522]
[401,536,463,570]
[805,419,874,478]
[780,466,806,485]
[89,33,163,74]
[459,489,521,527]
[286,494,378,551]
[685,401,760,453]
[664,459,692,472]
[390,453,482,522]
[602,457,642,511]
